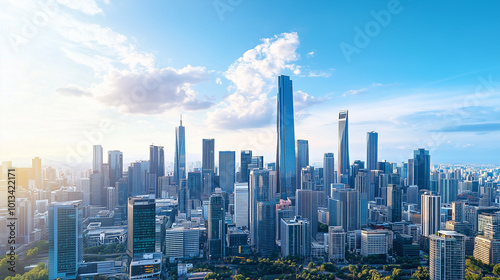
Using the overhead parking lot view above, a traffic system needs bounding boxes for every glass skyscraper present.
[202,139,215,172]
[108,150,123,188]
[295,139,309,190]
[323,153,335,195]
[337,110,349,184]
[240,150,252,183]
[93,145,103,173]
[149,145,164,196]
[413,148,430,190]
[208,193,225,259]
[49,200,83,280]
[175,116,186,187]
[127,195,156,259]
[366,131,378,172]
[219,151,235,193]
[277,75,296,199]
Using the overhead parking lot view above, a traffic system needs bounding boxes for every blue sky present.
[1,0,499,169]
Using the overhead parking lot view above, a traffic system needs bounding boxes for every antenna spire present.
[180,114,182,126]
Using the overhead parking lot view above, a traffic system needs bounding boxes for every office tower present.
[361,230,391,256]
[227,227,251,256]
[323,153,335,194]
[337,110,349,184]
[328,198,341,226]
[219,151,236,193]
[256,201,277,256]
[249,169,270,245]
[32,157,42,188]
[202,169,215,197]
[208,193,225,259]
[413,149,430,190]
[16,198,32,244]
[328,226,346,262]
[187,171,202,201]
[234,183,249,228]
[93,145,103,173]
[49,201,83,280]
[393,233,420,257]
[127,195,156,259]
[366,132,378,172]
[429,231,465,280]
[421,193,441,236]
[202,139,215,172]
[439,178,458,204]
[179,179,189,214]
[387,184,403,222]
[175,116,186,186]
[89,171,104,206]
[149,145,165,194]
[407,185,419,205]
[165,226,201,260]
[332,189,360,232]
[296,140,309,189]
[276,75,296,199]
[473,213,500,264]
[127,161,150,196]
[240,150,252,183]
[280,216,311,259]
[106,187,117,211]
[251,156,264,169]
[452,201,464,223]
[300,166,315,190]
[108,150,123,188]
[79,178,91,205]
[407,159,415,186]
[296,189,322,238]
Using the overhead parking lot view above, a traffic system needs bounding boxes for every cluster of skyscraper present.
[4,75,500,280]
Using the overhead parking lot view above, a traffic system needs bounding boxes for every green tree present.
[411,267,430,280]
[308,262,315,269]
[392,268,402,280]
[234,274,246,280]
[493,264,500,276]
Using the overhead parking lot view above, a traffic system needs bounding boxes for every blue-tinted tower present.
[276,75,296,199]
[175,116,186,186]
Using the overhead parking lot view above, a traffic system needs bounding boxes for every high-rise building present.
[366,132,378,172]
[108,150,123,188]
[174,116,186,186]
[387,184,403,222]
[93,145,103,173]
[187,171,202,201]
[332,189,360,232]
[473,212,500,264]
[256,201,276,256]
[452,201,464,223]
[127,195,156,259]
[421,193,441,236]
[296,189,322,238]
[240,150,252,183]
[249,169,270,246]
[202,139,215,172]
[413,149,430,190]
[300,166,315,190]
[296,140,309,189]
[32,157,42,188]
[439,179,458,204]
[281,216,311,259]
[128,161,150,196]
[219,151,235,193]
[89,171,104,206]
[337,110,349,184]
[149,145,165,196]
[328,226,346,262]
[234,183,249,228]
[429,231,465,280]
[323,153,335,194]
[208,193,225,259]
[49,200,83,280]
[361,230,391,257]
[165,226,201,261]
[276,75,296,199]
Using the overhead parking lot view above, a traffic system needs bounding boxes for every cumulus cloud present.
[55,84,91,97]
[207,32,300,129]
[92,66,213,114]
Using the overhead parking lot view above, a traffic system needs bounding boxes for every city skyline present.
[1,1,500,167]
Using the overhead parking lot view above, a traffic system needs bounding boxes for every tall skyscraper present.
[332,188,360,232]
[429,231,465,280]
[366,132,378,172]
[338,110,349,184]
[295,140,309,189]
[93,145,103,173]
[276,75,296,199]
[280,216,311,259]
[202,139,215,172]
[219,151,235,193]
[108,150,123,188]
[127,195,156,259]
[323,153,335,194]
[89,171,104,206]
[328,226,346,262]
[149,145,165,195]
[387,184,403,222]
[249,169,270,246]
[175,116,186,186]
[240,150,252,183]
[421,193,441,236]
[208,193,225,259]
[296,189,322,238]
[187,171,202,200]
[256,201,277,256]
[32,157,42,188]
[49,200,83,280]
[439,178,458,204]
[413,149,430,190]
[234,183,249,228]
[452,201,464,223]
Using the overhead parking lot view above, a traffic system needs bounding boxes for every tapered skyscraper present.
[175,116,186,186]
[366,132,378,172]
[338,110,349,184]
[276,75,296,199]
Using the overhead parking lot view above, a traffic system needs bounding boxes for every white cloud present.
[215,77,222,85]
[307,51,315,57]
[293,90,330,111]
[55,84,91,97]
[207,32,300,129]
[342,82,390,96]
[56,0,103,15]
